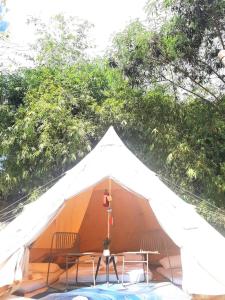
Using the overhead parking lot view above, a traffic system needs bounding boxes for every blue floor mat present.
[40,282,191,300]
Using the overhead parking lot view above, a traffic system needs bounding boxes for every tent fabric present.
[0,126,224,296]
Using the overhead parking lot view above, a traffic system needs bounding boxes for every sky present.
[3,0,147,58]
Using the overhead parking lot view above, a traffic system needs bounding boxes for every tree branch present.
[169,67,178,101]
[170,62,219,101]
[150,55,219,101]
[197,59,225,85]
[214,21,225,49]
[161,74,213,104]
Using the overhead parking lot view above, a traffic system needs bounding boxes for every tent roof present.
[0,126,225,296]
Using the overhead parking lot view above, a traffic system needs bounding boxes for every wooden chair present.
[139,230,180,283]
[46,232,80,287]
[139,230,174,256]
[121,229,179,284]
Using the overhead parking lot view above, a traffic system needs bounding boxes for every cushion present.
[78,255,94,262]
[16,278,45,294]
[26,272,43,281]
[29,263,60,273]
[15,269,63,294]
[159,255,181,269]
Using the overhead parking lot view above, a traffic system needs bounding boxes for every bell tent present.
[0,126,225,297]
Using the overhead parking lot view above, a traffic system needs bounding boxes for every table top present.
[61,250,160,257]
[116,250,159,255]
[64,251,102,257]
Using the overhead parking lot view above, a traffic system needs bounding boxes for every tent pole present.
[107,178,112,240]
[107,211,110,239]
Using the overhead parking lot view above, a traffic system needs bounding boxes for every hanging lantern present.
[103,189,110,207]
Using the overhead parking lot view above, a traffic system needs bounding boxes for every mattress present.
[156,267,182,285]
[59,262,152,284]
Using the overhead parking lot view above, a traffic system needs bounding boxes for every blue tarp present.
[41,283,191,300]
[0,20,8,32]
[0,4,8,32]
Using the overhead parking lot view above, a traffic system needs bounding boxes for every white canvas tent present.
[0,126,225,297]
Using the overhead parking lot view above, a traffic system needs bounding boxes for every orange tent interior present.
[29,178,179,263]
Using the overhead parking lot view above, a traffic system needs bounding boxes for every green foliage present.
[0,60,132,203]
[0,66,92,199]
[28,15,93,67]
[111,21,153,87]
[0,71,27,106]
[1,12,225,234]
[113,0,225,103]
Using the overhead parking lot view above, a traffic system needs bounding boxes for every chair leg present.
[46,255,53,287]
[65,255,69,291]
[75,258,79,284]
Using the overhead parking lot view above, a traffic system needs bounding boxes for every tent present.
[0,126,225,297]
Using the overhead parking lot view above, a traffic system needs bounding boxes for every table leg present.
[92,258,95,286]
[146,253,149,284]
[122,256,125,285]
[95,256,101,280]
[112,256,119,283]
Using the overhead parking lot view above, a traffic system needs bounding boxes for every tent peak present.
[97,126,124,148]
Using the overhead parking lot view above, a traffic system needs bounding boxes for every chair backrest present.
[50,232,80,252]
[139,229,177,256]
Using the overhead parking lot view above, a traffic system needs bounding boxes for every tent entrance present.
[30,178,179,262]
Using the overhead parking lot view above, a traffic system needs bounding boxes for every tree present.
[145,0,225,102]
[1,69,91,203]
[27,14,93,67]
[0,57,133,205]
[111,0,225,103]
[1,9,225,235]
[110,21,153,87]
